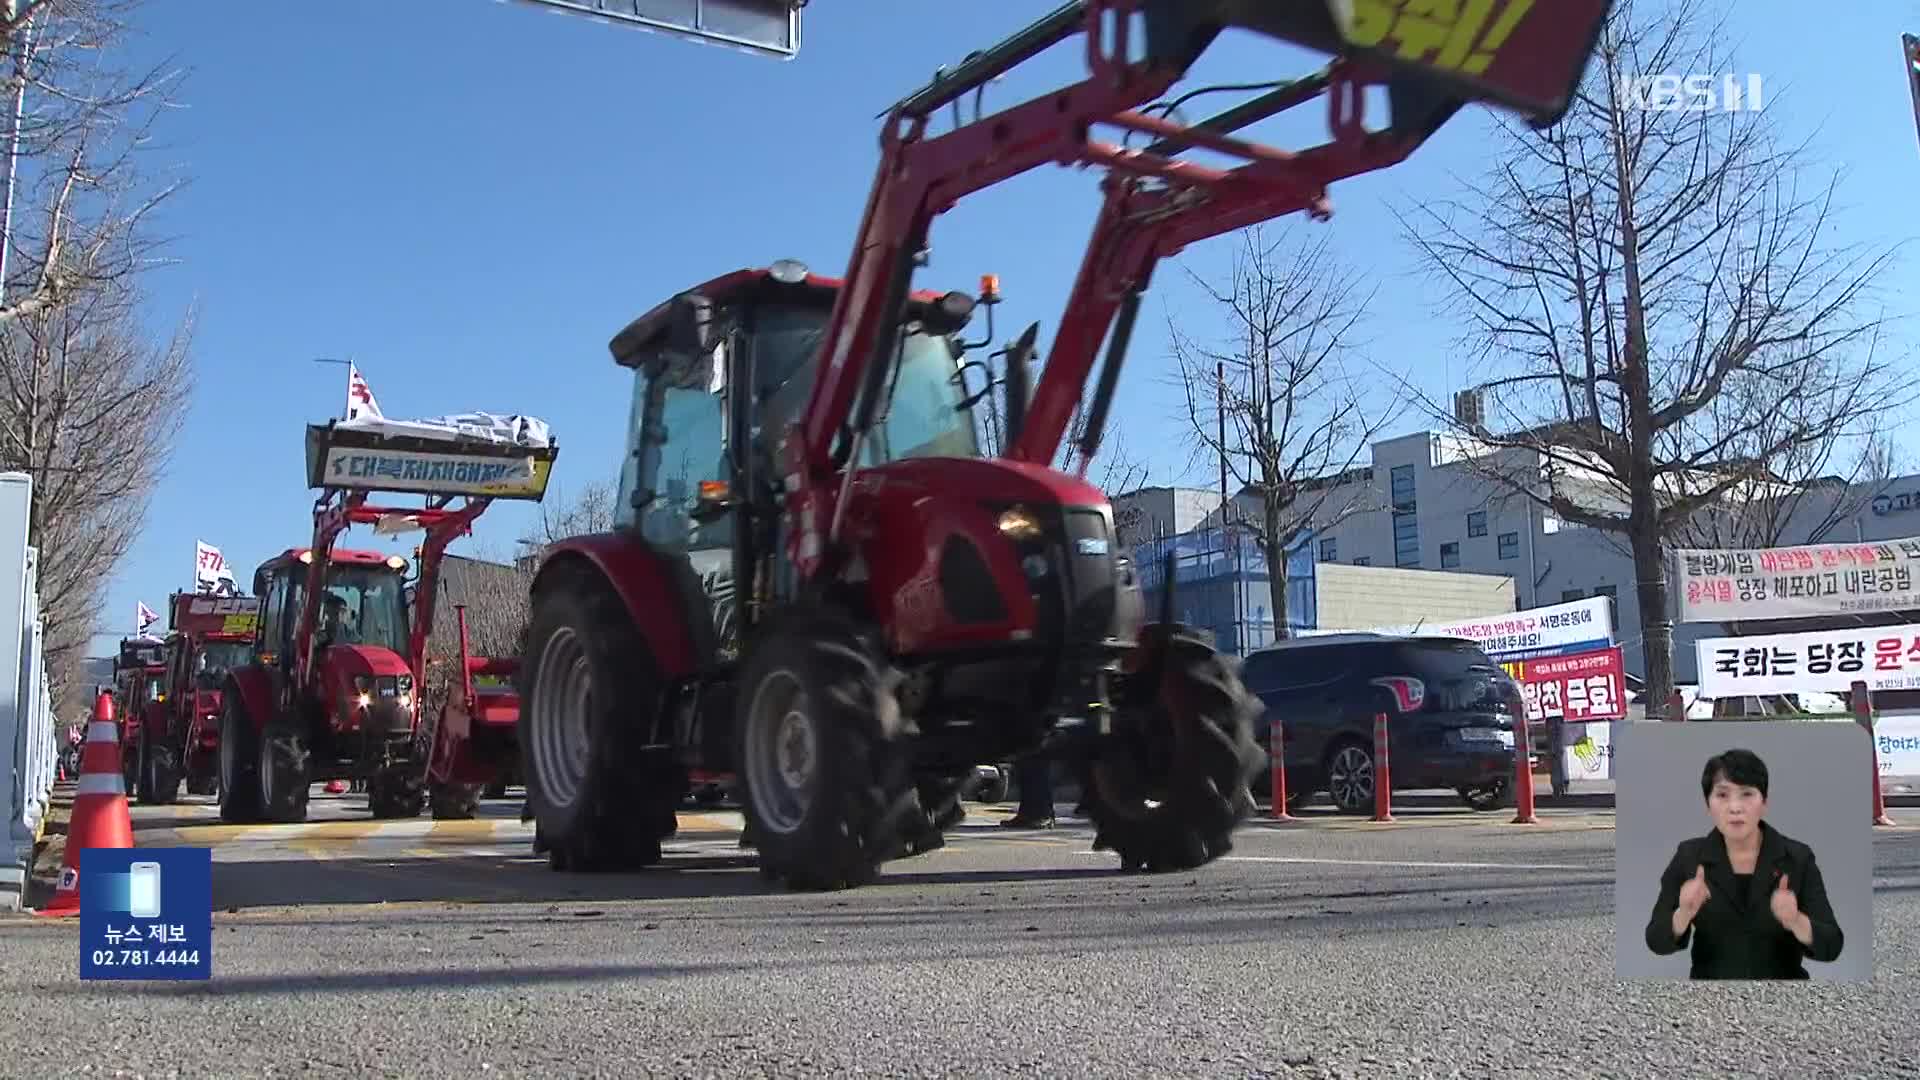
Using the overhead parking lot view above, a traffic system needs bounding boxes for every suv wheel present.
[1325,740,1376,815]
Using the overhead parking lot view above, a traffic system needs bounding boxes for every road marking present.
[1214,854,1585,871]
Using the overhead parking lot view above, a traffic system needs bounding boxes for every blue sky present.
[87,0,1920,656]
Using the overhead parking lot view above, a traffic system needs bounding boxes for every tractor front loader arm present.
[779,0,1612,578]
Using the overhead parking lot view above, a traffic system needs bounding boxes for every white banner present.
[1878,715,1920,778]
[195,540,236,594]
[1675,538,1920,623]
[317,445,551,499]
[1695,623,1920,696]
[1304,595,1615,662]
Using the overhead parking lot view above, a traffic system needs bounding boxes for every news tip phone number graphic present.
[79,848,212,981]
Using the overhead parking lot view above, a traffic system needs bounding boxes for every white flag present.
[136,601,158,635]
[347,362,383,422]
[195,540,236,594]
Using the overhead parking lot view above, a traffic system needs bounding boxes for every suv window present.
[1390,639,1510,710]
[1242,645,1346,692]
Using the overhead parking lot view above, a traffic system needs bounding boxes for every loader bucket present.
[1195,0,1612,127]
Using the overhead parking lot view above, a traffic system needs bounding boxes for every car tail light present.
[1369,676,1426,713]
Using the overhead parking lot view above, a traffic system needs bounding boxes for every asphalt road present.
[3,791,1917,1079]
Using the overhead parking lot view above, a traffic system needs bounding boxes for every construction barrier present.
[1267,717,1295,822]
[1511,699,1538,825]
[1850,681,1898,828]
[37,693,134,917]
[1370,712,1394,823]
[0,473,57,913]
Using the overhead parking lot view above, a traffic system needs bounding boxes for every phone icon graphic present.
[128,861,162,920]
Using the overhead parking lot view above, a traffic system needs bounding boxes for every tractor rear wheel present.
[519,566,681,872]
[1083,624,1263,873]
[217,696,265,824]
[734,608,916,891]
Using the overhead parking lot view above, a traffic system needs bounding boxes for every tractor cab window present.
[616,298,979,552]
[195,642,252,689]
[143,674,164,702]
[316,566,410,655]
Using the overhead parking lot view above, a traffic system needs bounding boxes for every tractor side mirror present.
[921,291,977,337]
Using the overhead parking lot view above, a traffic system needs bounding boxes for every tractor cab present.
[610,262,989,561]
[252,547,415,713]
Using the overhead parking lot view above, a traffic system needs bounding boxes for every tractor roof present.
[611,265,950,370]
[264,547,404,568]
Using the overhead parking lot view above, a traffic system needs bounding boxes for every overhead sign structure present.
[1675,539,1920,623]
[1502,645,1628,724]
[1696,623,1920,697]
[505,0,802,60]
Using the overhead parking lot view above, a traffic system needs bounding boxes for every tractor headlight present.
[996,506,1044,543]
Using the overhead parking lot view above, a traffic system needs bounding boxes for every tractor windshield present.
[194,641,253,689]
[316,565,410,656]
[622,299,980,551]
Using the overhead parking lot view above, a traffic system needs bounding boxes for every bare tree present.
[1392,0,1913,716]
[519,478,618,556]
[1171,224,1399,639]
[0,0,188,705]
[0,0,186,325]
[3,276,192,706]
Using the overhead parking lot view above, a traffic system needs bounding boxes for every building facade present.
[1116,429,1920,683]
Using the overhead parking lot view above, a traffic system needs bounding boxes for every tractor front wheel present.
[734,608,916,891]
[258,722,311,824]
[1082,624,1263,873]
[519,566,680,872]
[140,734,182,806]
[217,697,265,824]
[368,765,424,819]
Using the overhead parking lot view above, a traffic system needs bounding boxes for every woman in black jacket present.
[1644,747,1845,979]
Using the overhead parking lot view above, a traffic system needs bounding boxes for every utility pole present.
[1216,360,1237,652]
[1905,34,1920,152]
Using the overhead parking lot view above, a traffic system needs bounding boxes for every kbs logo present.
[1621,73,1766,113]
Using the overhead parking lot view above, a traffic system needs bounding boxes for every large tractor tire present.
[217,697,265,824]
[368,765,425,819]
[430,782,482,821]
[519,566,682,872]
[1082,623,1263,873]
[733,608,917,891]
[258,722,311,824]
[139,733,183,806]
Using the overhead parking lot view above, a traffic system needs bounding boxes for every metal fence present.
[0,473,57,911]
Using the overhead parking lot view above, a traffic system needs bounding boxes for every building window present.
[1393,512,1420,568]
[1353,557,1371,567]
[1498,532,1520,560]
[1561,589,1586,602]
[1390,464,1417,512]
[1440,542,1460,569]
[1319,538,1337,562]
[1467,510,1487,538]
[1595,585,1618,600]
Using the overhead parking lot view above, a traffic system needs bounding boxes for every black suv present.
[1241,634,1526,813]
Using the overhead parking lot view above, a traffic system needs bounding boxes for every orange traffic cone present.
[36,692,134,917]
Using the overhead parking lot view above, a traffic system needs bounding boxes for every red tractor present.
[219,419,559,824]
[112,636,167,795]
[132,593,261,804]
[517,0,1612,888]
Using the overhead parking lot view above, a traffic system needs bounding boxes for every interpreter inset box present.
[1613,721,1873,982]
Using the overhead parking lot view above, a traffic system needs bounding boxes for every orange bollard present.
[1510,701,1538,825]
[1370,712,1394,823]
[37,692,135,917]
[1851,681,1897,828]
[1268,717,1296,822]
